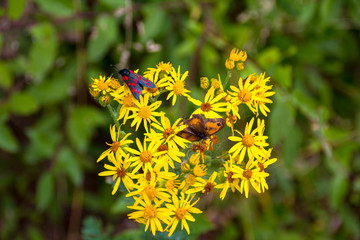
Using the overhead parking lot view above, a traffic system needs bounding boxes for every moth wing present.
[204,118,226,136]
[184,114,205,134]
[177,129,201,142]
[120,69,142,100]
[137,74,156,89]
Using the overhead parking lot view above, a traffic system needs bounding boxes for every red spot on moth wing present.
[132,89,136,92]
[129,70,135,74]
[136,90,140,94]
[146,83,150,87]
[123,76,128,80]
[134,79,138,83]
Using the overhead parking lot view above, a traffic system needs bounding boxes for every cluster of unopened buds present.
[89,48,276,236]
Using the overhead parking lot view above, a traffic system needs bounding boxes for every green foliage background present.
[1,0,360,239]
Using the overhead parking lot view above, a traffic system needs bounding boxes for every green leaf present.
[27,64,75,106]
[330,173,349,210]
[56,147,83,186]
[140,6,167,43]
[257,47,282,69]
[82,216,112,240]
[87,15,118,63]
[66,106,108,153]
[8,91,39,115]
[269,91,296,145]
[0,61,13,89]
[28,23,58,84]
[0,114,18,153]
[273,64,292,89]
[24,110,61,164]
[36,172,55,210]
[7,0,27,20]
[34,0,73,17]
[283,126,303,168]
[0,123,18,153]
[110,194,132,214]
[113,229,144,240]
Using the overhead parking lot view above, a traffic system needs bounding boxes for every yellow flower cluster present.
[89,50,276,237]
[225,48,247,71]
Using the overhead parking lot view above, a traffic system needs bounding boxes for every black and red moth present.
[118,69,156,100]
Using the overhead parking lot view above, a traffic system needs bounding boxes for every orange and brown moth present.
[177,114,226,142]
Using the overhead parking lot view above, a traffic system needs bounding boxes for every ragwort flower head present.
[127,94,163,132]
[165,193,202,236]
[127,195,171,236]
[166,66,191,106]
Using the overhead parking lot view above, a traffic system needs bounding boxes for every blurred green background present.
[1,0,360,239]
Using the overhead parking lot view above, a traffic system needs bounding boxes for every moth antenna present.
[110,64,121,75]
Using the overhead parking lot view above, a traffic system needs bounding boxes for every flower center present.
[116,167,126,178]
[138,106,152,119]
[111,141,120,152]
[238,89,252,103]
[173,81,185,95]
[200,102,212,112]
[144,205,157,219]
[123,95,135,107]
[242,134,255,147]
[143,185,157,200]
[227,171,234,183]
[140,151,152,163]
[175,208,187,219]
[204,182,214,195]
[185,174,196,185]
[98,80,109,91]
[243,169,252,179]
[163,128,175,139]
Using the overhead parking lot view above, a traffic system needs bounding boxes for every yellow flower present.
[127,94,163,132]
[90,75,111,95]
[228,117,269,162]
[215,160,241,200]
[253,73,275,117]
[156,61,173,72]
[231,158,269,198]
[236,62,244,71]
[229,48,247,62]
[127,195,171,236]
[165,192,202,236]
[200,77,209,89]
[112,92,136,124]
[193,164,207,177]
[98,154,135,194]
[228,75,261,114]
[189,87,228,118]
[186,171,218,195]
[155,143,185,172]
[166,66,191,106]
[256,148,277,192]
[127,137,163,174]
[142,67,170,97]
[225,58,235,70]
[126,178,171,206]
[179,174,197,192]
[148,115,189,150]
[97,125,133,162]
